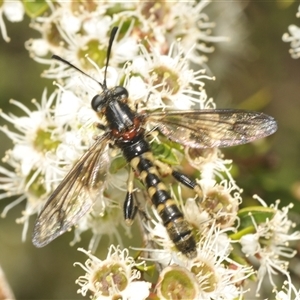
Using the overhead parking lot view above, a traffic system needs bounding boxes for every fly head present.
[91,86,129,113]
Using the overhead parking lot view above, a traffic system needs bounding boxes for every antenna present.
[51,27,119,91]
[52,54,104,89]
[103,26,118,89]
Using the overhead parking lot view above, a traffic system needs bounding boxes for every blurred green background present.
[1,2,300,299]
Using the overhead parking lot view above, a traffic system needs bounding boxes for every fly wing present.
[146,109,277,148]
[32,133,111,247]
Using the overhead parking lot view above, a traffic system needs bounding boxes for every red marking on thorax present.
[111,117,143,141]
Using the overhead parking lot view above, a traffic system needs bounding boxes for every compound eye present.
[91,94,105,112]
[113,86,128,99]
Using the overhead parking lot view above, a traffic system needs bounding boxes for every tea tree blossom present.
[75,246,150,299]
[239,196,300,296]
[0,1,299,299]
[283,4,300,58]
[275,280,300,300]
[0,90,65,240]
[0,0,24,42]
[154,224,254,299]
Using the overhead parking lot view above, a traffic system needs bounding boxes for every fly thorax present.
[106,101,136,132]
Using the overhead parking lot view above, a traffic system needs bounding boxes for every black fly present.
[32,27,277,258]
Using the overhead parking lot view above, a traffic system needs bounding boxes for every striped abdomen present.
[122,137,197,258]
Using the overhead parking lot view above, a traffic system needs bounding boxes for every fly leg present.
[123,167,138,225]
[171,170,203,199]
[154,159,203,199]
[96,123,107,131]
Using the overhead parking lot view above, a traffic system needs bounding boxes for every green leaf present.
[230,226,256,240]
[151,140,181,165]
[136,262,156,276]
[237,206,275,231]
[109,156,127,174]
[23,0,49,18]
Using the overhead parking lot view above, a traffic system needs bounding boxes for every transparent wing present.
[146,109,277,148]
[32,133,110,247]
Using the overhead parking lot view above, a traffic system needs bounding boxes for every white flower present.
[0,90,70,239]
[185,147,241,193]
[282,5,300,59]
[176,179,241,234]
[275,278,300,300]
[0,163,27,217]
[130,42,212,110]
[154,224,253,300]
[283,24,300,59]
[156,265,200,300]
[0,0,24,42]
[0,90,65,182]
[133,1,226,64]
[188,225,253,299]
[1,1,296,298]
[0,86,123,246]
[239,195,300,295]
[25,1,224,75]
[75,246,150,299]
[2,0,24,22]
[25,38,49,57]
[27,4,139,75]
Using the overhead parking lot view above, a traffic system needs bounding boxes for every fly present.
[32,27,277,258]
